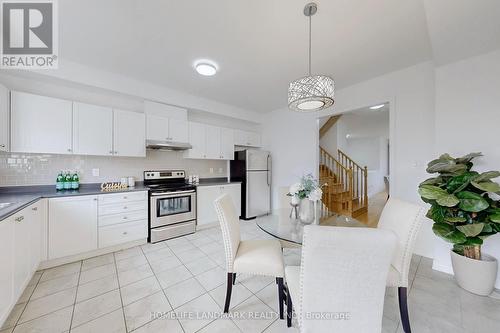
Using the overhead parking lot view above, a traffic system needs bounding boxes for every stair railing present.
[319,147,353,215]
[337,149,369,211]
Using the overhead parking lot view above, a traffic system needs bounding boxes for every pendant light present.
[288,2,334,112]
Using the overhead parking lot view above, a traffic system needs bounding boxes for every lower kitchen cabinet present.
[0,201,44,326]
[48,196,99,260]
[197,183,241,226]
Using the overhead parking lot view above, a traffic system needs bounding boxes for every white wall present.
[262,61,437,258]
[319,122,337,157]
[432,49,500,287]
[261,109,319,210]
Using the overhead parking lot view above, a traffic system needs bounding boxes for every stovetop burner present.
[143,170,196,193]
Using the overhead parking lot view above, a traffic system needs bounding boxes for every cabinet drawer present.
[99,201,147,216]
[99,220,147,248]
[99,210,148,227]
[98,191,147,205]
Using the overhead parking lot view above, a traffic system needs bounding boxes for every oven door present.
[150,190,196,228]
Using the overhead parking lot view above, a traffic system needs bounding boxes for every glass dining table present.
[256,208,366,245]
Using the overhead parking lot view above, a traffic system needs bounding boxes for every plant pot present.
[450,250,498,296]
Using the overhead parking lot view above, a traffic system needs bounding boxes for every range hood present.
[146,139,192,151]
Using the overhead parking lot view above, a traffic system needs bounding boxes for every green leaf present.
[418,185,448,200]
[457,223,484,237]
[436,194,460,207]
[446,171,479,193]
[445,216,467,223]
[471,181,500,193]
[475,171,500,182]
[427,205,448,223]
[420,177,443,186]
[456,191,489,212]
[432,223,467,244]
[460,237,483,245]
[426,161,467,175]
[455,152,482,164]
[489,213,500,223]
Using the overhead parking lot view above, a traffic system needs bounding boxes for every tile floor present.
[2,220,500,333]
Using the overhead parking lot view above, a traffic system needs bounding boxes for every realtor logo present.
[1,0,58,68]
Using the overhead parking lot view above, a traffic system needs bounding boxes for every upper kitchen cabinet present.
[144,100,188,143]
[184,122,234,160]
[184,122,206,159]
[11,91,73,154]
[113,109,146,157]
[234,129,261,147]
[73,102,113,156]
[0,84,9,152]
[146,115,189,143]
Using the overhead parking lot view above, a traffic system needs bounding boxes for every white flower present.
[308,187,323,202]
[289,182,303,196]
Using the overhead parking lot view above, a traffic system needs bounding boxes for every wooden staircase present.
[319,147,368,218]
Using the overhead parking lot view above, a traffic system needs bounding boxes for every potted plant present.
[418,152,500,295]
[288,174,325,223]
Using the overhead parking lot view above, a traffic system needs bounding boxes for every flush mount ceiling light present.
[369,104,385,110]
[195,61,217,76]
[288,2,334,112]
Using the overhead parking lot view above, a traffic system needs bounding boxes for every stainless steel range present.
[144,170,196,243]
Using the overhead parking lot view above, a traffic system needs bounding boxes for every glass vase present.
[299,199,315,224]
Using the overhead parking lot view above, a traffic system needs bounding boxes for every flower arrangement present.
[288,174,325,202]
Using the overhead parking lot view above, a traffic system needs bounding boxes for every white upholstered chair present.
[377,198,425,333]
[214,194,286,318]
[285,226,397,333]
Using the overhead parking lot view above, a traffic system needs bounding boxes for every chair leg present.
[224,273,233,313]
[277,277,284,319]
[286,285,293,327]
[232,273,236,285]
[398,287,411,333]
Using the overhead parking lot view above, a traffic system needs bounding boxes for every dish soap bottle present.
[71,172,80,190]
[56,172,64,191]
[64,171,72,190]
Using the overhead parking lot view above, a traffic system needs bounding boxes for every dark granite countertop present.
[196,178,242,187]
[0,183,149,221]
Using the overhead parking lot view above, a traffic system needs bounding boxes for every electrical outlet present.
[209,168,214,174]
[92,168,100,177]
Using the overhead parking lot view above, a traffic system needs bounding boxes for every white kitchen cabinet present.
[11,91,73,154]
[234,130,261,147]
[146,115,188,143]
[185,122,234,160]
[113,109,146,157]
[205,125,221,159]
[0,84,9,152]
[0,215,14,325]
[220,128,234,160]
[48,196,98,260]
[73,102,113,156]
[169,118,189,142]
[197,183,241,226]
[146,114,169,141]
[184,122,206,159]
[13,209,33,297]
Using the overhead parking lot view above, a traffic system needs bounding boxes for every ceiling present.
[59,0,500,113]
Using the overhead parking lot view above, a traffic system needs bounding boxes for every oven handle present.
[150,190,196,197]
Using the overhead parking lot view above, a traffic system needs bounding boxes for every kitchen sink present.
[0,202,12,209]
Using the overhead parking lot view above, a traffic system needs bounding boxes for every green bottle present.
[64,171,72,190]
[56,172,64,191]
[72,172,79,190]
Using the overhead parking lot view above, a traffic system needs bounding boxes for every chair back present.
[214,194,241,272]
[377,198,425,286]
[298,226,397,333]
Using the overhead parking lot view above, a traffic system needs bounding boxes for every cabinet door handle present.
[123,196,128,199]
[114,151,118,154]
[67,148,72,152]
[122,231,128,235]
[93,198,98,201]
[109,150,114,154]
[123,216,128,220]
[123,206,128,209]
[15,216,24,222]
[32,207,38,211]
[0,144,5,148]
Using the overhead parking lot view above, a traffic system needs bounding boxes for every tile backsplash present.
[0,150,227,186]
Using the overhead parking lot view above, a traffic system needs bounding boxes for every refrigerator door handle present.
[266,155,271,186]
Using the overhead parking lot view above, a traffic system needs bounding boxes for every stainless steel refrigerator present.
[230,150,271,220]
